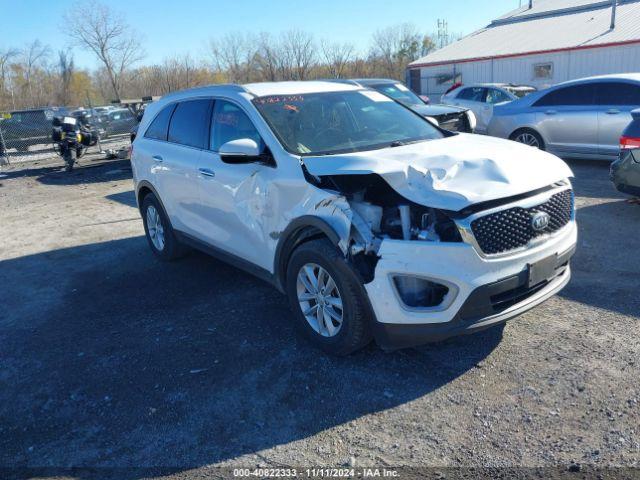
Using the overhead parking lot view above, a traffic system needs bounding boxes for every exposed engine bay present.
[306,172,463,284]
[313,173,462,244]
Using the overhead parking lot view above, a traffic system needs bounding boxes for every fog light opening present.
[393,275,449,309]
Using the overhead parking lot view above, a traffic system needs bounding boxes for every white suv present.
[131,81,576,355]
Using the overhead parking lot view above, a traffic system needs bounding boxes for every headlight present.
[425,116,439,127]
[466,110,477,131]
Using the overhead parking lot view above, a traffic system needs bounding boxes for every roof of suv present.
[243,81,360,97]
[156,81,360,103]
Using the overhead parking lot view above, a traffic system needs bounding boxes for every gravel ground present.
[0,157,638,477]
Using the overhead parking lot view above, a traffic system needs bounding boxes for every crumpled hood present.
[303,133,574,211]
[410,103,467,116]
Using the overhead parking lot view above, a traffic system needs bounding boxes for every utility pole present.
[437,19,449,49]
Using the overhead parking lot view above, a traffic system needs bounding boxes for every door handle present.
[152,155,163,162]
[198,168,215,178]
[545,110,557,115]
[606,109,620,115]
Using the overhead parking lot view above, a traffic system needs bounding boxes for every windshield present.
[506,87,536,99]
[253,90,443,156]
[369,83,424,106]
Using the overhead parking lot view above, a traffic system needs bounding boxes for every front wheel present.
[286,239,373,355]
[511,128,545,150]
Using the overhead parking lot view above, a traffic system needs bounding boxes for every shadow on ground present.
[530,160,640,316]
[0,236,502,476]
[559,195,640,317]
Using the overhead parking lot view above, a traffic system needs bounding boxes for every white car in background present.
[132,81,575,355]
[441,83,537,134]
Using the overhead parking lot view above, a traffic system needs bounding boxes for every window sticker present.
[254,95,304,105]
[360,91,392,102]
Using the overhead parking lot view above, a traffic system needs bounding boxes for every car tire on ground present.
[510,128,545,150]
[141,193,189,261]
[285,238,374,356]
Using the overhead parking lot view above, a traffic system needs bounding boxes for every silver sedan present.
[487,74,640,161]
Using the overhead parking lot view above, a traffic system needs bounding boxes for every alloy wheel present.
[296,263,344,337]
[146,205,165,251]
[515,132,541,148]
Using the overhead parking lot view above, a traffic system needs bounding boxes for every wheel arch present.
[509,126,546,148]
[136,180,170,220]
[273,216,344,293]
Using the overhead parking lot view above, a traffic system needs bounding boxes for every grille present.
[433,112,469,132]
[470,189,573,255]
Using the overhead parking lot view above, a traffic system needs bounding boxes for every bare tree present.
[320,40,354,78]
[281,30,316,80]
[65,1,144,100]
[207,32,256,83]
[0,48,18,91]
[255,32,281,82]
[20,40,51,105]
[57,50,74,105]
[370,23,423,79]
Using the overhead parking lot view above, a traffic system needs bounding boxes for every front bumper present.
[364,221,577,350]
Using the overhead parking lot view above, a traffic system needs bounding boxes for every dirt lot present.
[0,154,638,476]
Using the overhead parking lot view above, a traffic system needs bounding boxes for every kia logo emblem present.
[531,211,550,231]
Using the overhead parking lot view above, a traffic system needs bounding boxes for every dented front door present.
[196,151,276,271]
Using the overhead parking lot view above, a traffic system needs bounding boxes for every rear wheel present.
[511,128,545,150]
[141,193,188,261]
[286,239,373,355]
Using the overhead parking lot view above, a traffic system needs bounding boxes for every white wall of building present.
[415,43,640,97]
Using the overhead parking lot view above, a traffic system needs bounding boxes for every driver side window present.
[210,100,263,152]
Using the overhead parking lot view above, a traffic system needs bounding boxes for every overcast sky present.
[3,0,520,69]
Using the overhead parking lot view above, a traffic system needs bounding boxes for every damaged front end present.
[306,170,463,308]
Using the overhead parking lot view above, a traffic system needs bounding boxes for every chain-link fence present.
[0,106,138,167]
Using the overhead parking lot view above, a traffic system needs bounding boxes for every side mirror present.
[219,138,262,164]
[419,95,430,104]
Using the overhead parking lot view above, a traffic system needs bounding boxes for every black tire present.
[510,128,545,150]
[285,239,373,356]
[141,192,188,261]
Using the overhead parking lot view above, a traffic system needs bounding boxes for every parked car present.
[131,81,576,355]
[0,107,68,152]
[441,83,536,134]
[487,74,640,161]
[92,105,117,114]
[611,108,640,196]
[331,79,476,133]
[103,108,137,137]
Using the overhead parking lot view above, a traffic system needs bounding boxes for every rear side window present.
[457,87,486,102]
[486,88,512,104]
[167,99,212,148]
[534,84,596,107]
[597,82,640,106]
[145,104,176,141]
